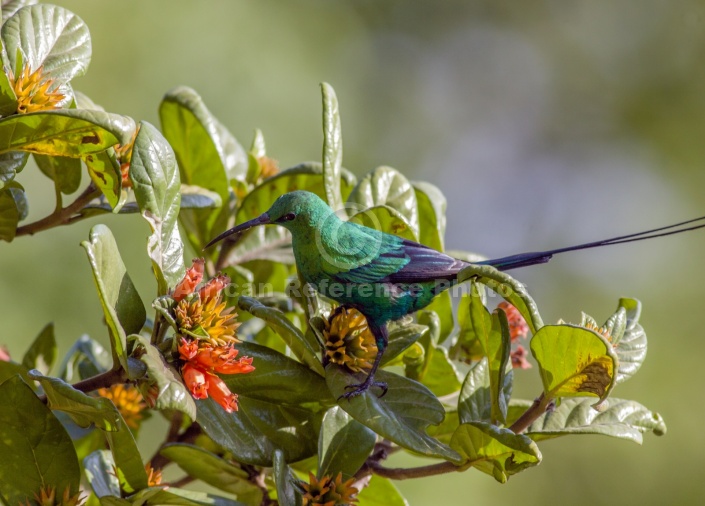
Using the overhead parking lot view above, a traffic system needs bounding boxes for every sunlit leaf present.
[458,358,513,425]
[413,180,446,251]
[356,475,408,506]
[0,109,135,156]
[326,365,461,462]
[0,376,80,503]
[414,311,462,397]
[526,397,666,443]
[2,4,90,83]
[81,224,146,370]
[129,121,185,294]
[83,149,122,209]
[35,154,81,194]
[129,486,246,506]
[348,166,419,237]
[160,444,263,505]
[0,184,24,241]
[450,422,541,483]
[318,406,376,479]
[531,324,618,406]
[1,1,37,25]
[321,82,343,212]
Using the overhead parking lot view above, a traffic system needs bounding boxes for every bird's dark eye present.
[278,213,296,222]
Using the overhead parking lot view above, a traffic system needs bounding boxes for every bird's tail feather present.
[479,215,705,271]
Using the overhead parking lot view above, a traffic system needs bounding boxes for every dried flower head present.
[302,472,358,506]
[324,306,378,373]
[22,486,84,506]
[497,302,529,342]
[96,383,147,430]
[8,65,65,114]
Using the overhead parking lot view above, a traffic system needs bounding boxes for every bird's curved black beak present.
[203,213,271,250]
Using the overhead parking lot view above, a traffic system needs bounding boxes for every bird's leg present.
[340,323,388,400]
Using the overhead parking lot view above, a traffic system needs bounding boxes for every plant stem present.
[38,367,127,404]
[367,460,460,480]
[149,422,201,470]
[508,393,551,434]
[16,183,100,236]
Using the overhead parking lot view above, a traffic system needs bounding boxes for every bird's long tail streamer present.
[480,215,705,271]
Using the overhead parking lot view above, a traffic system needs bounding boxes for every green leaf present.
[35,154,81,194]
[424,290,454,344]
[0,151,28,189]
[84,149,122,209]
[159,86,238,251]
[21,322,56,374]
[2,4,90,83]
[104,417,148,494]
[0,109,135,156]
[380,323,428,366]
[0,184,23,241]
[0,376,80,504]
[81,224,146,370]
[196,396,321,467]
[2,1,36,28]
[84,450,121,498]
[129,487,246,506]
[236,162,356,223]
[414,311,462,397]
[526,397,666,443]
[457,264,544,334]
[0,359,34,388]
[28,370,121,431]
[611,298,646,385]
[273,450,302,506]
[349,204,417,241]
[216,341,330,406]
[238,296,324,375]
[57,335,111,382]
[450,422,541,483]
[160,444,263,505]
[356,476,408,506]
[348,166,419,238]
[318,406,376,479]
[326,365,461,462]
[321,82,343,211]
[129,121,185,295]
[531,324,618,406]
[412,180,446,250]
[455,283,511,424]
[129,334,197,420]
[73,90,105,111]
[458,358,513,425]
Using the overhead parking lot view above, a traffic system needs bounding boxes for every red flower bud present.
[198,274,230,302]
[182,362,209,399]
[178,338,199,361]
[206,373,238,412]
[173,258,205,302]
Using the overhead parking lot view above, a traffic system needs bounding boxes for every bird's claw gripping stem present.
[338,379,388,401]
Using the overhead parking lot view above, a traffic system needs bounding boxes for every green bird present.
[206,190,705,399]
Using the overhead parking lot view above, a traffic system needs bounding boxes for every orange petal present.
[182,363,209,399]
[205,374,238,412]
[173,258,205,302]
[178,338,200,360]
[216,356,255,375]
[198,274,230,302]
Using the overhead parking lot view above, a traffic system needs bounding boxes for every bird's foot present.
[338,379,388,401]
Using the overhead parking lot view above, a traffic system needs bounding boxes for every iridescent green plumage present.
[207,190,705,398]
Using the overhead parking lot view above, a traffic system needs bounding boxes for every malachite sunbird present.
[206,190,705,399]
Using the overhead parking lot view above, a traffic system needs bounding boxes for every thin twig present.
[16,183,101,236]
[367,460,460,480]
[38,367,127,404]
[508,393,550,434]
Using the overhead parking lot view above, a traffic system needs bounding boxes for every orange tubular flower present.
[182,362,209,399]
[205,374,238,413]
[198,274,229,302]
[173,258,205,302]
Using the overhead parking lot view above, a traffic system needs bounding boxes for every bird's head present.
[204,190,334,248]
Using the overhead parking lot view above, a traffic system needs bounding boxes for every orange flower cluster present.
[497,302,532,370]
[172,259,254,412]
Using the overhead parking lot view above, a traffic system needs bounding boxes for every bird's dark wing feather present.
[382,240,468,283]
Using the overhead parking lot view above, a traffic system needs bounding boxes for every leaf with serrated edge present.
[531,324,618,406]
[130,335,196,420]
[326,365,461,462]
[0,376,80,503]
[318,406,376,479]
[450,422,541,483]
[129,121,185,294]
[21,322,56,374]
[160,444,262,505]
[526,397,666,443]
[81,225,146,370]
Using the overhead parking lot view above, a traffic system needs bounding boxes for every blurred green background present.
[2,0,705,503]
